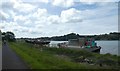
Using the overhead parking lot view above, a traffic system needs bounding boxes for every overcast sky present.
[0,0,119,38]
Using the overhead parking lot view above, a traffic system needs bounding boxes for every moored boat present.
[25,39,50,45]
[57,38,101,53]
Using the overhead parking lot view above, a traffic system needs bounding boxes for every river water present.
[96,41,119,55]
[50,41,119,55]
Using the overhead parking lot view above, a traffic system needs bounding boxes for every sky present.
[0,0,119,38]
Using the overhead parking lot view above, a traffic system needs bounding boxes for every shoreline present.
[8,41,119,69]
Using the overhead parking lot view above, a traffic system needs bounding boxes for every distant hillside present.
[94,32,120,40]
[38,32,120,41]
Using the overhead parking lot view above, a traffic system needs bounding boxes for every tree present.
[2,31,16,42]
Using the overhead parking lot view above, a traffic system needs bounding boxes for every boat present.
[57,38,101,53]
[25,39,50,45]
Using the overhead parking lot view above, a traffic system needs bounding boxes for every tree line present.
[1,31,119,41]
[37,32,120,41]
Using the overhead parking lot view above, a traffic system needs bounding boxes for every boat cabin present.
[68,38,97,48]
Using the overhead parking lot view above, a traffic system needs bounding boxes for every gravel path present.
[2,43,28,69]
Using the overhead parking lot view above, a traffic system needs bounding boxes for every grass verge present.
[8,41,119,69]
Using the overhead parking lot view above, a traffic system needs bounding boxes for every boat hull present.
[64,46,101,53]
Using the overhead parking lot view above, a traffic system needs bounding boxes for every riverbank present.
[50,41,119,55]
[8,41,119,69]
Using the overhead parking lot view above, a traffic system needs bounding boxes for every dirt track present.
[2,43,28,69]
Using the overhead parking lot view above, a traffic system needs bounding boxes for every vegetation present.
[9,41,119,69]
[94,32,120,40]
[2,31,16,42]
[35,32,120,41]
[2,31,119,41]
[0,30,2,48]
[1,31,119,69]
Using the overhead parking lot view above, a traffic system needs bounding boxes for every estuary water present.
[50,41,119,55]
[96,41,119,55]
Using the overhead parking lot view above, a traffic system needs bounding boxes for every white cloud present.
[61,8,82,23]
[38,0,49,3]
[2,0,36,13]
[28,29,42,34]
[0,0,118,37]
[0,11,9,20]
[18,0,49,3]
[14,15,27,22]
[0,23,5,29]
[13,15,33,27]
[80,0,119,3]
[52,0,74,8]
[80,0,119,5]
[79,2,118,20]
[78,14,118,35]
[0,21,19,32]
[35,23,44,28]
[33,8,47,18]
[9,10,16,19]
[47,15,61,24]
[14,2,36,13]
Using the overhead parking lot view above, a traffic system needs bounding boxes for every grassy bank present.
[0,41,2,48]
[8,41,119,69]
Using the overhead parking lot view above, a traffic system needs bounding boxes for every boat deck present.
[66,46,101,53]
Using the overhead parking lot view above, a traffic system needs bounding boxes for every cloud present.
[47,15,61,24]
[73,14,118,35]
[0,11,9,21]
[19,0,49,3]
[38,0,49,3]
[61,8,82,23]
[14,15,27,22]
[13,15,34,27]
[0,0,36,23]
[0,24,5,29]
[0,21,19,32]
[32,8,47,18]
[28,29,42,34]
[1,2,20,22]
[0,0,118,37]
[1,2,13,11]
[1,0,36,13]
[13,2,36,13]
[80,0,119,5]
[51,0,74,8]
[79,2,118,20]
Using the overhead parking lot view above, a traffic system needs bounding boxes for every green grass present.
[43,46,119,68]
[0,40,1,47]
[8,41,119,69]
